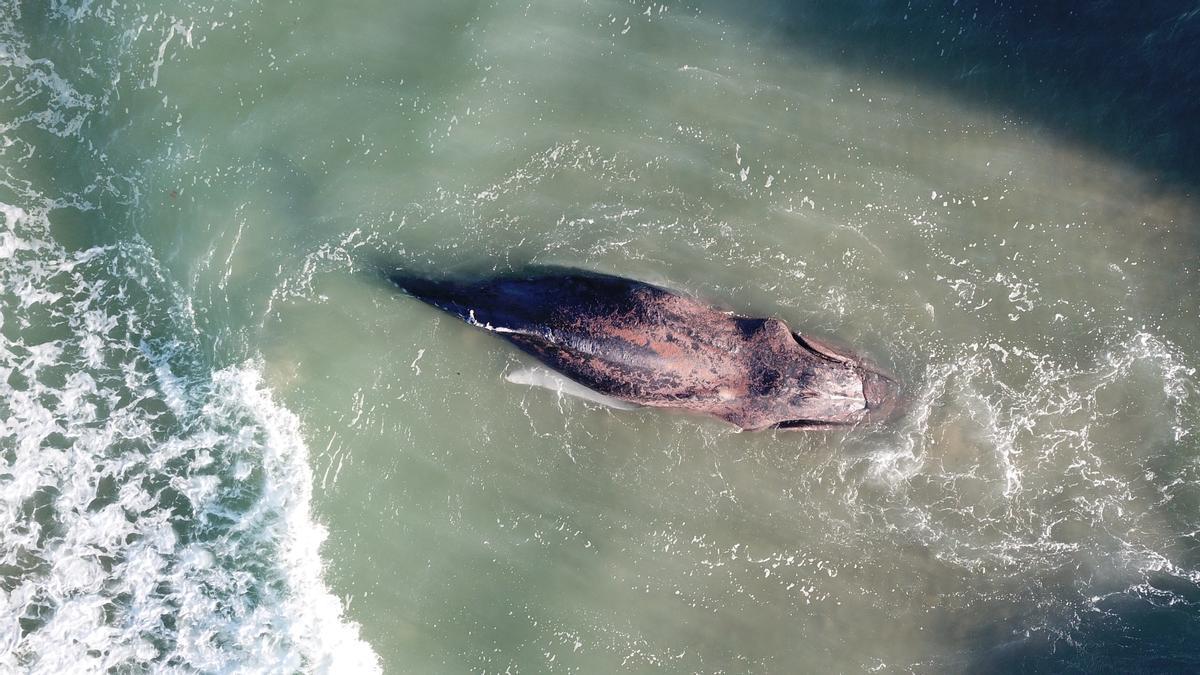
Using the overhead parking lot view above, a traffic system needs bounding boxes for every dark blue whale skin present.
[389,267,900,430]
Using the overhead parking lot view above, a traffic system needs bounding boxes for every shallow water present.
[2,0,1198,672]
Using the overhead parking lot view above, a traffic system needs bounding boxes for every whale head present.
[749,325,902,430]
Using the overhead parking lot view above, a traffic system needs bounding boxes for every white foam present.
[214,366,382,674]
[0,204,380,672]
[863,330,1197,585]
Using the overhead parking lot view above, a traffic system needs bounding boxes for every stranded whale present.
[388,267,900,430]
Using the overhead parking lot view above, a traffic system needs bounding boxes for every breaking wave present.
[0,204,379,671]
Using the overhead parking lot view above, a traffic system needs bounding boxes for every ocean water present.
[2,0,1198,672]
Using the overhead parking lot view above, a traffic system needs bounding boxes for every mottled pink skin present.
[391,268,900,431]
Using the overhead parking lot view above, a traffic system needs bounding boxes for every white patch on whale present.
[505,366,641,410]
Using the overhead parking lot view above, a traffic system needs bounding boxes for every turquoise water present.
[2,0,1198,671]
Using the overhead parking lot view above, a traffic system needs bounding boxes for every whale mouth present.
[773,419,852,430]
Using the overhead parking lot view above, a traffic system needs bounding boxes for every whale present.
[388,267,900,431]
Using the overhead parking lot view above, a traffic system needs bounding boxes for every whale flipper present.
[505,366,643,411]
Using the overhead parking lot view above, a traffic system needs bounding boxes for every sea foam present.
[0,204,380,672]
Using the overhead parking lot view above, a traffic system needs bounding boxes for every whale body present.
[389,267,900,430]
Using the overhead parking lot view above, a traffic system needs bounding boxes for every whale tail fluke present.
[385,270,474,318]
[383,266,550,336]
[387,272,451,302]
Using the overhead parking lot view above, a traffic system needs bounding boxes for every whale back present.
[389,267,671,335]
